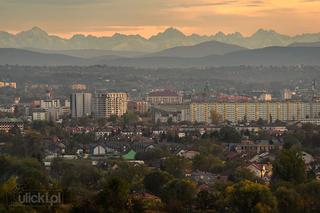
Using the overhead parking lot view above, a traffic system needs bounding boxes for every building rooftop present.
[148,90,179,97]
[0,117,23,123]
[122,150,137,160]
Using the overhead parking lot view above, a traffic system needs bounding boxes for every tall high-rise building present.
[94,92,128,118]
[71,93,92,118]
[94,93,107,118]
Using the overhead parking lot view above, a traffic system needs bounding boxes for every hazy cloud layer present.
[0,0,319,37]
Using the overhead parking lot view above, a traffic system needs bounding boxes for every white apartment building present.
[190,101,320,123]
[40,99,61,110]
[32,110,47,121]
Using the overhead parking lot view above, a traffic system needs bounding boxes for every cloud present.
[1,0,107,5]
[168,1,237,8]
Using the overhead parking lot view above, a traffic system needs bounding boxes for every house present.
[93,145,106,156]
[177,150,200,159]
[152,129,167,135]
[247,163,272,180]
[122,150,137,160]
[249,152,276,163]
[191,171,228,184]
[95,128,113,139]
[178,132,186,138]
[130,142,156,153]
[226,139,282,154]
[76,148,84,156]
[0,117,24,133]
[302,152,314,165]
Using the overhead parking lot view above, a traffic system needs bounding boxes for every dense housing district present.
[1,72,320,212]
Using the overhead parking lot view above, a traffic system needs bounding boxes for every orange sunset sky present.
[1,0,320,38]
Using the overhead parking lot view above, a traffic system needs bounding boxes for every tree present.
[50,159,101,191]
[211,110,222,125]
[272,149,306,184]
[196,140,224,157]
[96,177,130,213]
[195,190,216,211]
[161,179,197,212]
[225,180,277,213]
[298,181,320,213]
[0,176,17,207]
[108,115,118,124]
[7,131,44,160]
[144,171,173,196]
[8,124,21,136]
[257,118,268,126]
[283,134,301,149]
[219,126,241,143]
[229,167,258,183]
[123,112,139,126]
[275,186,303,213]
[161,156,188,178]
[192,154,224,173]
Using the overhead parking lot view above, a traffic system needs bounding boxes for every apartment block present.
[190,101,320,123]
[94,92,128,118]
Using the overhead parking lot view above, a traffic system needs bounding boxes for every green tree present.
[195,190,217,211]
[275,186,302,213]
[161,179,197,212]
[225,180,277,213]
[161,156,188,178]
[96,177,131,213]
[283,134,301,149]
[0,176,17,207]
[219,126,241,143]
[8,131,44,160]
[144,171,174,196]
[192,154,224,173]
[123,112,139,126]
[50,159,101,192]
[272,149,306,184]
[229,167,258,183]
[0,156,50,191]
[298,181,320,213]
[196,140,224,157]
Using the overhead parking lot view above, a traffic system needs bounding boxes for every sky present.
[0,0,320,38]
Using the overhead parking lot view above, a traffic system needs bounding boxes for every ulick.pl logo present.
[18,191,61,206]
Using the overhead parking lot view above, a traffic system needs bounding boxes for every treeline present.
[0,148,319,212]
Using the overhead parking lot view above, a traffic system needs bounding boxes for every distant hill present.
[103,47,320,68]
[149,40,246,58]
[1,47,320,67]
[0,48,86,66]
[25,48,144,58]
[289,41,320,47]
[1,27,320,51]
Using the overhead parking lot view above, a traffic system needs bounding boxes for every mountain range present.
[1,27,320,52]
